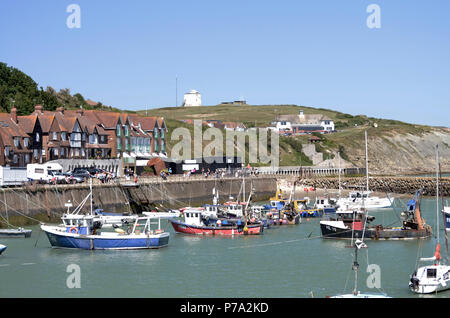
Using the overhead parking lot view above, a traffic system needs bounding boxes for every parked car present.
[63,172,85,184]
[47,170,67,184]
[70,169,91,179]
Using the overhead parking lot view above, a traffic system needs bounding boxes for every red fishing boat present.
[169,207,263,236]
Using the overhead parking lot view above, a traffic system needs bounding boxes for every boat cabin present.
[62,215,97,235]
[225,204,245,217]
[348,191,371,200]
[203,205,219,218]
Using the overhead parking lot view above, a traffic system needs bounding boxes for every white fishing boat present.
[336,131,391,210]
[409,145,450,294]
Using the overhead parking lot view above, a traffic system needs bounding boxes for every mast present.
[436,145,440,245]
[352,243,359,296]
[90,177,93,216]
[365,130,369,193]
[338,151,342,198]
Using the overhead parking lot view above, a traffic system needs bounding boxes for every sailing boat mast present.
[90,177,93,216]
[338,151,342,198]
[365,130,369,193]
[436,145,440,246]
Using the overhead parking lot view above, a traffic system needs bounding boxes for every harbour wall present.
[1,175,448,227]
[299,176,450,197]
[0,176,277,225]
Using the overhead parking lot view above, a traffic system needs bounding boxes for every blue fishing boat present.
[40,180,169,250]
[41,215,169,250]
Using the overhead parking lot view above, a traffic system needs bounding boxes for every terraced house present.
[0,105,168,171]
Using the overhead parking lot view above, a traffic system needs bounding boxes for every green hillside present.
[141,104,437,167]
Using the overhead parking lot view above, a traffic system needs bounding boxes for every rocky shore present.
[298,176,450,197]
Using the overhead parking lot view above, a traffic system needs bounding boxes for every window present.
[24,138,29,148]
[35,133,40,142]
[14,137,19,147]
[53,132,57,140]
[61,132,66,140]
[427,268,437,278]
[13,154,18,163]
[25,154,30,163]
[4,147,9,156]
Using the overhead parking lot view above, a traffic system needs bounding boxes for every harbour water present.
[0,197,448,298]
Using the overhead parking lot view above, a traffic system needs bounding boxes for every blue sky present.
[0,0,449,127]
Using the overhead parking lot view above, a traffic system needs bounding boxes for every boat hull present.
[170,220,263,236]
[0,244,6,255]
[41,226,169,250]
[0,229,32,238]
[320,222,432,240]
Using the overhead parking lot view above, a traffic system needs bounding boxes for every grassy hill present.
[140,104,448,172]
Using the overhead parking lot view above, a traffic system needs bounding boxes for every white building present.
[182,90,202,107]
[274,110,335,133]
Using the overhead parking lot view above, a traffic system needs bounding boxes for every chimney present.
[76,106,84,116]
[11,107,17,123]
[35,104,44,114]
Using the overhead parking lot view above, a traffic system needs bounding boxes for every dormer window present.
[53,132,57,140]
[14,137,19,147]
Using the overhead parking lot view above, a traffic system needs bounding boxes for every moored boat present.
[40,180,170,250]
[0,227,32,238]
[41,215,169,250]
[409,145,450,294]
[170,204,263,236]
[320,190,432,240]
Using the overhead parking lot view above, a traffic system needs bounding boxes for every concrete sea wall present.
[0,176,277,225]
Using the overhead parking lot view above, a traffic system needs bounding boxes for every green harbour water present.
[0,197,449,298]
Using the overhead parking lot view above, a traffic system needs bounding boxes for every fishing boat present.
[170,189,264,236]
[329,239,390,298]
[0,244,6,255]
[409,145,450,294]
[320,190,432,240]
[169,210,263,236]
[40,180,169,250]
[336,131,391,210]
[41,215,169,250]
[0,191,32,238]
[312,196,337,214]
[0,227,32,238]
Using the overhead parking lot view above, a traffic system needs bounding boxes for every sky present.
[0,0,449,127]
